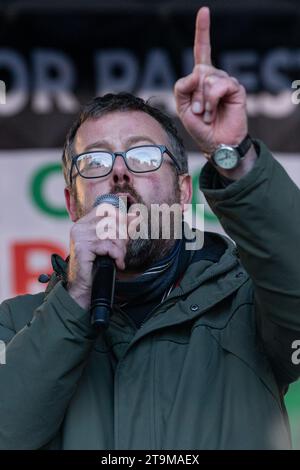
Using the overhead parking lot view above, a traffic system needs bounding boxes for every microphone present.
[90,194,127,329]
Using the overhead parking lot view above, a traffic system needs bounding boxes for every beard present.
[73,175,182,272]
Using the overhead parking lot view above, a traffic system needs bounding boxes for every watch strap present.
[236,134,252,158]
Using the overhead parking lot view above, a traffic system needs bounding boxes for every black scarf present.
[47,231,226,330]
[114,237,193,328]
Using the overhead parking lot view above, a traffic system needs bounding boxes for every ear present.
[179,174,192,209]
[64,187,78,222]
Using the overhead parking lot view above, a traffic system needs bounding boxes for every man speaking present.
[0,7,299,449]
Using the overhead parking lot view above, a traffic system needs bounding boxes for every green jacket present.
[0,141,299,449]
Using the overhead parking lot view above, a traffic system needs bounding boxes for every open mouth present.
[115,193,136,211]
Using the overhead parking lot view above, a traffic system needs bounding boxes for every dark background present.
[0,0,300,152]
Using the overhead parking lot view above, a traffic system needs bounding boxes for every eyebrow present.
[82,135,158,152]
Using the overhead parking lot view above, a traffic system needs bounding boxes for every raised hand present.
[174,7,248,156]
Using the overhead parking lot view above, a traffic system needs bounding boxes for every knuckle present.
[195,64,209,80]
[217,69,229,77]
[95,240,109,256]
[174,78,182,90]
[174,76,186,93]
[239,84,246,96]
[204,73,216,86]
[230,76,239,85]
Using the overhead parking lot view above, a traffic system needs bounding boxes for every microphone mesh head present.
[93,193,127,213]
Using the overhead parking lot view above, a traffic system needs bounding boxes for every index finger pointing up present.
[193,6,212,66]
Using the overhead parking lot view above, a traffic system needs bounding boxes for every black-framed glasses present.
[69,144,181,186]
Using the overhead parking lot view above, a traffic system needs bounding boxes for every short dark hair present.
[62,92,188,187]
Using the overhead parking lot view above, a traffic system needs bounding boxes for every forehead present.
[74,110,170,153]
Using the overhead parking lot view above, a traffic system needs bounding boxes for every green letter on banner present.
[31,163,68,218]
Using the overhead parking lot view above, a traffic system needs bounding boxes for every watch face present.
[213,146,239,170]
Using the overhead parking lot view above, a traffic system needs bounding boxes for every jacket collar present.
[44,254,68,297]
[99,230,248,350]
[130,233,248,340]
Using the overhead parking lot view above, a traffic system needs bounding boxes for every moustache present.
[110,184,144,208]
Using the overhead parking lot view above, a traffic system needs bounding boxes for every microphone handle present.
[90,256,116,328]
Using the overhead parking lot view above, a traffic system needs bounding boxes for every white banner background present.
[0,150,300,302]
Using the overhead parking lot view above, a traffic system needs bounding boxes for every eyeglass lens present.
[75,146,162,178]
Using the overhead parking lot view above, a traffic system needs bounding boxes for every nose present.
[111,154,133,184]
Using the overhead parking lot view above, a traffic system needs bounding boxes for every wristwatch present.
[211,134,252,170]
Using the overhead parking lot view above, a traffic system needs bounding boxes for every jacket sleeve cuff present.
[42,281,96,339]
